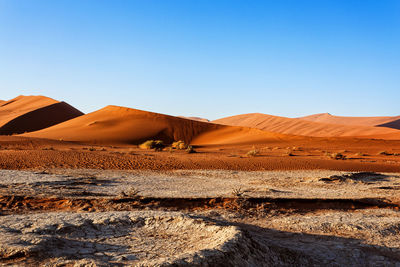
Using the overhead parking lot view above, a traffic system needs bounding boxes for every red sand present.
[0,95,83,135]
[213,113,400,139]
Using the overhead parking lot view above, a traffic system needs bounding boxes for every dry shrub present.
[378,151,392,156]
[119,186,141,198]
[286,150,294,156]
[172,140,187,150]
[139,140,165,151]
[246,149,259,157]
[330,152,346,160]
[186,145,196,154]
[231,187,245,197]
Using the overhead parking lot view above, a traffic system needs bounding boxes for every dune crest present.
[178,116,210,122]
[213,113,400,139]
[0,95,84,135]
[23,105,290,145]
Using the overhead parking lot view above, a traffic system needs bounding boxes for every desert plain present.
[1,95,400,266]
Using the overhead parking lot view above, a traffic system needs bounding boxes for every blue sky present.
[0,0,399,120]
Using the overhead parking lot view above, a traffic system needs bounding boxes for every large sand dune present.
[23,106,288,145]
[213,113,400,139]
[300,113,400,129]
[0,95,84,135]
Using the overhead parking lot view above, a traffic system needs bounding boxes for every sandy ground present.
[1,136,400,172]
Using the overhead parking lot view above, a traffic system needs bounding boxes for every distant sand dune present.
[300,113,400,129]
[178,116,210,122]
[213,113,400,139]
[0,95,84,135]
[23,106,290,145]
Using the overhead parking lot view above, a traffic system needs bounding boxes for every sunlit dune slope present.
[191,126,291,145]
[0,95,84,135]
[22,106,291,145]
[213,113,400,139]
[300,113,400,129]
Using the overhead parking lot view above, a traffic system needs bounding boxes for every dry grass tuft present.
[231,187,245,197]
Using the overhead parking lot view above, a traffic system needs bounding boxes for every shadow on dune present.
[378,119,400,130]
[0,102,83,135]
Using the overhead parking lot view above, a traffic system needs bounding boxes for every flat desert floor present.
[1,135,400,266]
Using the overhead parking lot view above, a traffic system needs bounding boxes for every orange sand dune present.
[213,113,400,139]
[23,106,290,145]
[0,100,5,106]
[300,113,400,129]
[178,116,210,122]
[0,95,84,135]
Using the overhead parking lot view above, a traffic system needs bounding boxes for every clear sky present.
[0,0,399,120]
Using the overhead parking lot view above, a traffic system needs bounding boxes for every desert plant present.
[330,152,346,160]
[231,187,245,197]
[120,186,141,198]
[139,140,165,151]
[172,140,187,150]
[286,150,294,156]
[246,149,259,157]
[89,147,96,151]
[356,152,367,157]
[153,140,165,151]
[378,151,392,156]
[186,145,196,153]
[139,140,155,149]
